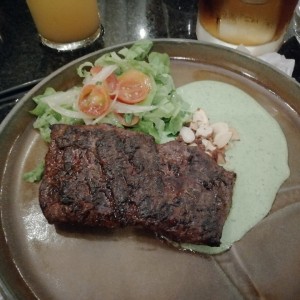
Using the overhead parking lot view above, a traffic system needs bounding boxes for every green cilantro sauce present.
[176,81,290,254]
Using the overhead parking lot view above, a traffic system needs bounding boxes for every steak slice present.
[39,124,236,246]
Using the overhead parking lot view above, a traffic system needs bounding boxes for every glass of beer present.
[26,0,101,51]
[197,0,298,55]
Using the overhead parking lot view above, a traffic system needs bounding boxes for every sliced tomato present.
[90,66,102,76]
[105,72,118,96]
[117,69,151,104]
[78,84,110,117]
[90,65,118,96]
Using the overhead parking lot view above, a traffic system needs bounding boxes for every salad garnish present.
[30,40,191,144]
[24,40,192,182]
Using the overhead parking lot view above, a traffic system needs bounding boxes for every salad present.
[24,40,192,182]
[30,40,191,145]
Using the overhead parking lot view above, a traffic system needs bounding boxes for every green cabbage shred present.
[26,40,192,181]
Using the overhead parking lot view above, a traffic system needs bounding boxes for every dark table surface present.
[0,1,299,298]
[0,0,299,122]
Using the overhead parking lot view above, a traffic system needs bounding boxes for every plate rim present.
[1,38,300,133]
[1,38,300,299]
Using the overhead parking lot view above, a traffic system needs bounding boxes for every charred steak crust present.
[39,124,236,246]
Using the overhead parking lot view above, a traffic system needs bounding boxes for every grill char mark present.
[39,124,236,246]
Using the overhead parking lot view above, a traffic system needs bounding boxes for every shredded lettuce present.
[23,161,45,183]
[118,39,153,60]
[31,40,191,144]
[90,40,191,143]
[26,40,192,181]
[31,87,83,142]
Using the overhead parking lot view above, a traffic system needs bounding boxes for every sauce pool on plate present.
[176,80,290,254]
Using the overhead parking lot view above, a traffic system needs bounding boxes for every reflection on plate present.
[1,40,300,299]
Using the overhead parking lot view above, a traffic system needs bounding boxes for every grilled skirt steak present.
[39,124,236,246]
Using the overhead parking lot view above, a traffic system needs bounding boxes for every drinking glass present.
[26,0,101,51]
[293,0,300,43]
[197,0,298,55]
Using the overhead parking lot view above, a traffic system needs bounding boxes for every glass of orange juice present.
[26,0,101,51]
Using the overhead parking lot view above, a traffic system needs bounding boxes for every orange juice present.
[26,0,100,44]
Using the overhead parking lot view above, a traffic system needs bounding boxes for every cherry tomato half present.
[78,84,110,117]
[90,66,102,76]
[117,69,151,104]
[104,73,118,96]
[90,66,118,96]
